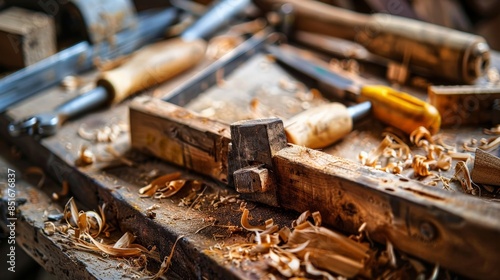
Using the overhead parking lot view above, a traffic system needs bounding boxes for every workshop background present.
[1,0,499,280]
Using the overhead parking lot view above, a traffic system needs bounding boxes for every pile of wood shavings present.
[359,125,500,194]
[78,122,128,143]
[138,172,207,203]
[139,172,244,211]
[42,197,175,279]
[206,208,436,279]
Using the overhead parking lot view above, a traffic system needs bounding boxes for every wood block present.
[428,85,500,126]
[0,7,56,69]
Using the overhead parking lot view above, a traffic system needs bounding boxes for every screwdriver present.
[266,44,441,149]
[9,0,251,137]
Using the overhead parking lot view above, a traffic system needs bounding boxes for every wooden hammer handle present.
[98,38,207,103]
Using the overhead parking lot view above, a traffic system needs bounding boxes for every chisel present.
[266,44,441,149]
[9,0,251,137]
[254,0,490,84]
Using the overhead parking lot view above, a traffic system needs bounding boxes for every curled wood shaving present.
[463,136,500,152]
[213,209,371,278]
[47,196,159,265]
[304,252,336,280]
[484,124,500,135]
[146,236,184,279]
[359,135,393,167]
[62,197,104,238]
[241,208,268,231]
[77,233,149,258]
[453,161,479,196]
[139,172,182,198]
[75,145,95,167]
[52,186,68,202]
[24,167,45,188]
[78,122,128,143]
[410,126,433,147]
[43,222,69,236]
[155,180,187,199]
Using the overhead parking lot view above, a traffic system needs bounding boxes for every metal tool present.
[254,0,491,84]
[8,0,250,138]
[0,8,177,113]
[266,44,441,140]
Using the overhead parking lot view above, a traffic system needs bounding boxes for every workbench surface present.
[1,40,500,279]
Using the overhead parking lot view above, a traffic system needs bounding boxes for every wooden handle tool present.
[98,38,206,103]
[100,0,251,103]
[285,102,371,149]
[266,44,441,148]
[254,0,490,84]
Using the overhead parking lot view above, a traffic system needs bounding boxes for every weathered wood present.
[1,101,299,280]
[0,7,56,69]
[428,85,500,126]
[273,145,500,279]
[129,96,231,183]
[129,97,500,279]
[228,118,287,206]
[0,141,170,279]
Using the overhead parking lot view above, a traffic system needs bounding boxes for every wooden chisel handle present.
[284,103,353,149]
[254,0,490,83]
[98,38,207,103]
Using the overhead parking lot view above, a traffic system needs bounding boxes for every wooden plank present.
[129,97,500,279]
[428,85,500,127]
[130,96,231,183]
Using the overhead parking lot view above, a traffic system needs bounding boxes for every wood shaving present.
[52,181,70,201]
[484,124,500,135]
[358,126,488,192]
[75,145,95,167]
[78,122,128,143]
[44,196,159,267]
[462,136,500,152]
[139,172,182,197]
[452,161,479,195]
[146,236,184,279]
[209,208,373,279]
[24,166,45,188]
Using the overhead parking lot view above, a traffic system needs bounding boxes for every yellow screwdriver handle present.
[98,38,207,104]
[360,85,441,134]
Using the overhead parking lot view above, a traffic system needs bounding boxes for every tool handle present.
[55,86,109,124]
[98,38,206,103]
[360,85,441,135]
[284,103,353,149]
[255,0,490,83]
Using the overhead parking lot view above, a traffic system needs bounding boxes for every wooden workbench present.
[1,40,499,280]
